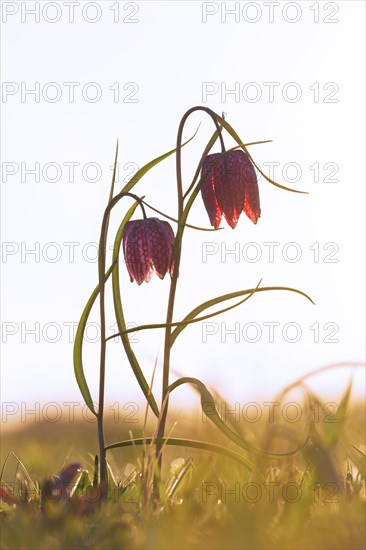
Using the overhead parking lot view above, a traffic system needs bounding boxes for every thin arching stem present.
[98,191,146,491]
[155,107,226,490]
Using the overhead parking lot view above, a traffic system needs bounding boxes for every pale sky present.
[1,1,365,423]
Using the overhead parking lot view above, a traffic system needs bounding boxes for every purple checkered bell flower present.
[201,150,261,229]
[122,217,175,285]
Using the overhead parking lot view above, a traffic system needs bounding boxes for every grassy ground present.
[1,394,365,550]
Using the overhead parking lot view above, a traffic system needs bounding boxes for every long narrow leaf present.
[105,437,254,471]
[170,285,314,346]
[105,285,314,346]
[121,127,199,194]
[141,199,221,232]
[73,264,116,415]
[183,128,221,199]
[325,377,353,447]
[215,114,307,193]
[168,377,309,458]
[275,362,364,402]
[109,140,119,202]
[102,141,120,273]
[106,281,259,342]
[74,141,120,415]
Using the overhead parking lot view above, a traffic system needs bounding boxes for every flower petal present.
[123,220,152,285]
[160,220,176,275]
[145,218,175,280]
[239,154,260,224]
[201,154,223,229]
[58,463,81,486]
[215,151,245,229]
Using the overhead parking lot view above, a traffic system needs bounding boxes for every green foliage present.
[1,395,365,549]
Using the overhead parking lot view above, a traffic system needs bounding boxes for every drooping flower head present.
[41,463,81,513]
[123,217,175,285]
[201,149,260,229]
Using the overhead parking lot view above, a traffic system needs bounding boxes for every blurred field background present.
[1,378,365,550]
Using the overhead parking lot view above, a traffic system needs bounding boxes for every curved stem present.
[155,106,226,489]
[97,191,146,491]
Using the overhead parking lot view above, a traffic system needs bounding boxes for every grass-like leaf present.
[276,362,364,401]
[73,263,116,416]
[109,140,119,202]
[74,140,119,416]
[141,199,221,232]
[106,281,259,341]
[105,285,314,346]
[215,113,307,193]
[75,125,190,417]
[105,437,254,472]
[182,127,221,200]
[120,128,199,194]
[324,377,353,447]
[350,445,366,479]
[168,377,310,459]
[170,285,314,346]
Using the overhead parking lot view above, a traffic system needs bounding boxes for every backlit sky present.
[1,1,365,422]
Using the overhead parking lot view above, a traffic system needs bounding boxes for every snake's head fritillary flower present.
[122,217,175,285]
[41,463,81,514]
[201,150,260,229]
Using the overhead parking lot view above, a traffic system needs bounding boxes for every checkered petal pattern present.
[123,218,175,285]
[201,150,260,229]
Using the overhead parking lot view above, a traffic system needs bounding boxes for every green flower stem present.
[97,191,146,490]
[155,106,226,486]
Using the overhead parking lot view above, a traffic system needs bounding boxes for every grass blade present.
[141,199,221,232]
[105,285,313,345]
[168,377,309,459]
[325,377,353,447]
[120,127,199,194]
[73,263,116,416]
[215,113,307,194]
[105,437,254,472]
[170,285,314,346]
[73,141,119,416]
[108,140,119,202]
